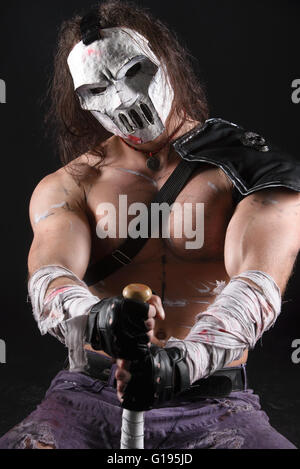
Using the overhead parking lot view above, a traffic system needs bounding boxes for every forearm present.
[165,270,281,384]
[28,265,100,371]
[42,276,79,298]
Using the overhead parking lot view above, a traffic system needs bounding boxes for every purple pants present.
[0,365,296,449]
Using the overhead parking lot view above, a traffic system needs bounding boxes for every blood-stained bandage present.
[28,265,100,371]
[165,270,281,384]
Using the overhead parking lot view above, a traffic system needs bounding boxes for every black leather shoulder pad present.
[173,118,300,204]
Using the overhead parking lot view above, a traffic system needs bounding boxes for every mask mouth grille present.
[118,103,155,134]
[129,110,144,129]
[119,113,134,132]
[140,103,154,125]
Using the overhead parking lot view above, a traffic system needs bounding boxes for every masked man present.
[1,0,300,449]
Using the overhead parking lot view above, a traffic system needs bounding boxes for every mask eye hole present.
[125,62,141,78]
[89,86,107,95]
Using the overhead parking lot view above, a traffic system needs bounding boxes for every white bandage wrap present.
[28,265,100,371]
[165,270,281,384]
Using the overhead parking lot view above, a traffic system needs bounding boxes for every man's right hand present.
[115,344,191,411]
[85,294,165,359]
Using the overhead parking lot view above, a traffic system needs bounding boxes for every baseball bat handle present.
[120,283,152,449]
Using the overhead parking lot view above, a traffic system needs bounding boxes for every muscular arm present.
[28,168,91,292]
[27,169,101,370]
[224,188,300,293]
[118,189,300,404]
[156,189,300,387]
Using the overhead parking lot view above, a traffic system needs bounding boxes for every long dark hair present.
[46,0,209,177]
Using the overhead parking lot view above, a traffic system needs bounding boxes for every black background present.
[0,0,300,447]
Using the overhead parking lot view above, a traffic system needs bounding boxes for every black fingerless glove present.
[121,344,191,411]
[85,296,150,360]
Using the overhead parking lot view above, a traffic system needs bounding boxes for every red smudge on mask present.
[126,135,142,144]
[218,329,227,333]
[87,48,101,56]
[199,330,207,334]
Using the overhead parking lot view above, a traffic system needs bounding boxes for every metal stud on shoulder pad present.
[240,131,270,152]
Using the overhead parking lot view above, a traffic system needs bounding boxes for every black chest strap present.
[83,159,199,286]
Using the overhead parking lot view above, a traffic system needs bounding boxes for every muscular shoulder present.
[235,187,300,215]
[28,135,116,224]
[29,166,87,228]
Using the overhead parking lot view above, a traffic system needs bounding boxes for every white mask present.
[67,27,174,144]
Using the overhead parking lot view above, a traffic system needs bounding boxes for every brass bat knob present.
[122,283,152,302]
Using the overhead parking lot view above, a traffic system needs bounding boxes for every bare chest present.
[86,162,234,264]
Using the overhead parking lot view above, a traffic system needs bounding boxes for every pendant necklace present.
[146,152,161,171]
